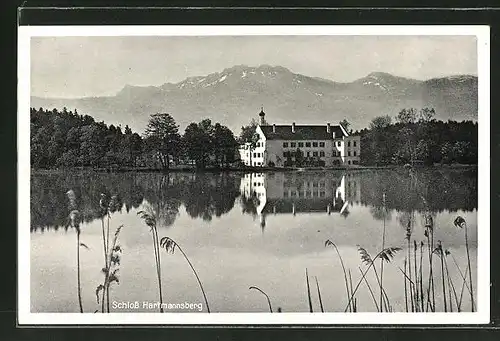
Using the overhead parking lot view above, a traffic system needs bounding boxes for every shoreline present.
[30,163,477,175]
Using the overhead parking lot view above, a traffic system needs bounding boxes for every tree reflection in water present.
[30,169,476,232]
[31,171,243,231]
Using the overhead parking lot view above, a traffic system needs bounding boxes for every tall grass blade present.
[359,267,379,312]
[306,268,313,313]
[315,276,325,313]
[160,237,211,313]
[249,286,273,313]
[325,239,352,312]
[138,207,164,312]
[413,240,419,311]
[404,258,408,312]
[343,246,402,312]
[454,216,474,312]
[419,241,425,312]
[444,252,461,312]
[434,241,447,312]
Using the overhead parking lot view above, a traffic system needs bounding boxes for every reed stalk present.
[359,267,379,312]
[379,193,387,312]
[457,218,474,312]
[464,222,474,312]
[249,286,273,313]
[435,241,447,312]
[449,253,472,302]
[371,265,390,312]
[315,276,325,313]
[306,268,313,313]
[419,241,425,312]
[404,258,408,312]
[454,216,475,312]
[138,207,164,313]
[413,240,419,311]
[160,237,211,313]
[325,239,352,312]
[425,223,436,312]
[343,246,402,312]
[76,228,83,313]
[407,234,414,312]
[106,212,111,312]
[444,252,460,311]
[67,190,84,313]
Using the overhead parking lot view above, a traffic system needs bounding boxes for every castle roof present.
[259,124,348,141]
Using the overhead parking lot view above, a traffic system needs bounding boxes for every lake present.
[30,168,477,313]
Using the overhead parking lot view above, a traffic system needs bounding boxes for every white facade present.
[239,122,361,167]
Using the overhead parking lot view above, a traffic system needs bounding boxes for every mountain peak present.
[367,71,393,78]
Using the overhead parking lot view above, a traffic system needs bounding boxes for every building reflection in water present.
[239,172,361,230]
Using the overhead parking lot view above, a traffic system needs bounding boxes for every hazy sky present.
[31,35,477,98]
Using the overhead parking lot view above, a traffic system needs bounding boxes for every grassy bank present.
[31,163,477,175]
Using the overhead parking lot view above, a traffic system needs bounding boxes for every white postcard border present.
[18,25,490,325]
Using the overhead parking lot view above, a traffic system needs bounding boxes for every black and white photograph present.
[17,25,490,325]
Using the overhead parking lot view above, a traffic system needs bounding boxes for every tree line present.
[31,106,477,170]
[30,107,239,170]
[358,108,477,166]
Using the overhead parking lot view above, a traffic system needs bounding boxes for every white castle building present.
[239,109,361,167]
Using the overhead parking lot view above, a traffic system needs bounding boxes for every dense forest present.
[31,106,477,169]
[30,107,238,170]
[357,108,478,166]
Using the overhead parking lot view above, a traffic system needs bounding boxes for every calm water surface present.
[30,169,477,313]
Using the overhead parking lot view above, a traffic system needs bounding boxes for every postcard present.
[18,25,490,325]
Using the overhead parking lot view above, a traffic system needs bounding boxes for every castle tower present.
[258,107,266,125]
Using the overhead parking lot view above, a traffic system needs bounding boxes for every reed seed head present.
[454,216,466,229]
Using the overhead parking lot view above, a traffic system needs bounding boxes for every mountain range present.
[31,64,478,134]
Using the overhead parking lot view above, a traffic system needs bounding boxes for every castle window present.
[348,141,351,147]
[337,141,341,147]
[354,151,357,156]
[307,151,310,157]
[305,142,311,147]
[319,142,325,147]
[313,151,318,157]
[348,151,351,156]
[312,142,318,147]
[283,142,288,148]
[354,141,357,147]
[320,151,325,157]
[298,142,304,147]
[290,142,296,148]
